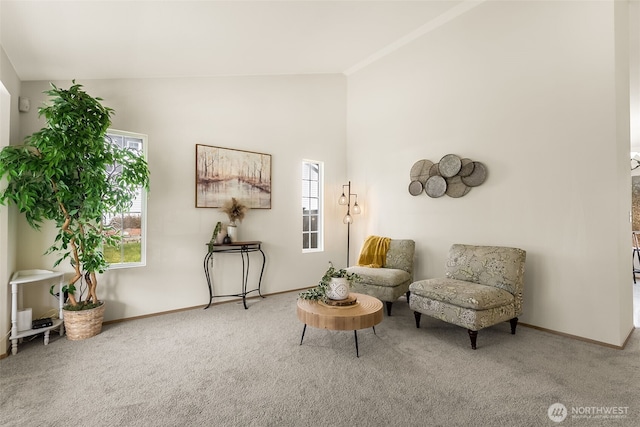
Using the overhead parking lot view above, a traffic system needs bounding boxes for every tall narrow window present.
[302,160,323,251]
[103,130,147,267]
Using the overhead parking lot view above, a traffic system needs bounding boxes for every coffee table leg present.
[372,326,376,335]
[354,330,359,358]
[300,324,307,345]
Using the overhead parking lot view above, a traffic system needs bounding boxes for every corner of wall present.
[0,43,21,357]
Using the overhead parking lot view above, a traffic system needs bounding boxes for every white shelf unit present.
[9,269,65,355]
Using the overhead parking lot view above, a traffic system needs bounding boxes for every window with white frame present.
[103,130,147,267]
[302,160,323,251]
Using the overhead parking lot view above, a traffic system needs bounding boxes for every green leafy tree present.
[0,82,150,309]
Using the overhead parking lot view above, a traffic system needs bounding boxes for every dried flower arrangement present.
[221,197,248,225]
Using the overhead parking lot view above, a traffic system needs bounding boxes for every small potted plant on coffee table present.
[299,262,360,302]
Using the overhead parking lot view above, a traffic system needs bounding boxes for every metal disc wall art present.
[438,154,462,178]
[459,158,475,177]
[409,159,433,184]
[408,180,423,196]
[461,161,487,187]
[408,154,487,198]
[425,175,447,198]
[445,176,470,198]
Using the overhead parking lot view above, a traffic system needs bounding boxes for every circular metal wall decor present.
[425,175,447,198]
[459,158,475,177]
[438,154,462,178]
[408,180,423,196]
[445,176,471,198]
[409,159,433,184]
[461,162,487,187]
[407,154,487,198]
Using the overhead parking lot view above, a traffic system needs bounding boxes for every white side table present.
[10,270,65,355]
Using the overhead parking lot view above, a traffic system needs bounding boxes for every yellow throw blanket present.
[357,235,391,268]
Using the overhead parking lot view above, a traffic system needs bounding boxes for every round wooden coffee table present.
[296,292,383,357]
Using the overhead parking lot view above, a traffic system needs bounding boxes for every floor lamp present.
[338,181,361,267]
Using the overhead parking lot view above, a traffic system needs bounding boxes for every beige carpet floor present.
[1,291,638,426]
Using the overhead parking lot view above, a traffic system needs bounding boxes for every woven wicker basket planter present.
[63,302,105,341]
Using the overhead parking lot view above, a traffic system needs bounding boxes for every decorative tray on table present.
[320,294,358,308]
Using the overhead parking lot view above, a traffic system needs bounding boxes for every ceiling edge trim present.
[343,0,486,76]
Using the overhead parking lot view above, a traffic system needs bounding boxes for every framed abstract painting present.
[196,144,272,209]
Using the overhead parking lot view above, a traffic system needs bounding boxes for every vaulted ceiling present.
[0,0,470,81]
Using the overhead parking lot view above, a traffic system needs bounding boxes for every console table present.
[203,241,266,309]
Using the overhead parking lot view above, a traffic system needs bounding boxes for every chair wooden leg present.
[509,317,518,335]
[413,311,421,328]
[385,301,393,316]
[406,290,411,304]
[468,330,478,350]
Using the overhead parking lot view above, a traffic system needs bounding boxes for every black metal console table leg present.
[241,248,249,309]
[203,252,214,309]
[257,249,266,297]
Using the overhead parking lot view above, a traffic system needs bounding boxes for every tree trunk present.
[86,271,98,304]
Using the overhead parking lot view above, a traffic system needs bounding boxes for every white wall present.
[631,0,640,154]
[17,74,348,322]
[347,1,633,346]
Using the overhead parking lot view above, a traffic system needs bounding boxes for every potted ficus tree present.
[0,82,150,340]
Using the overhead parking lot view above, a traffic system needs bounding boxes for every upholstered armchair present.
[409,244,526,349]
[346,238,415,316]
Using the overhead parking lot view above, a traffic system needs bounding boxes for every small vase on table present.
[227,221,238,242]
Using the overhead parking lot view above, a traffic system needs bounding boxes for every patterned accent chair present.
[409,244,526,349]
[346,239,415,316]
